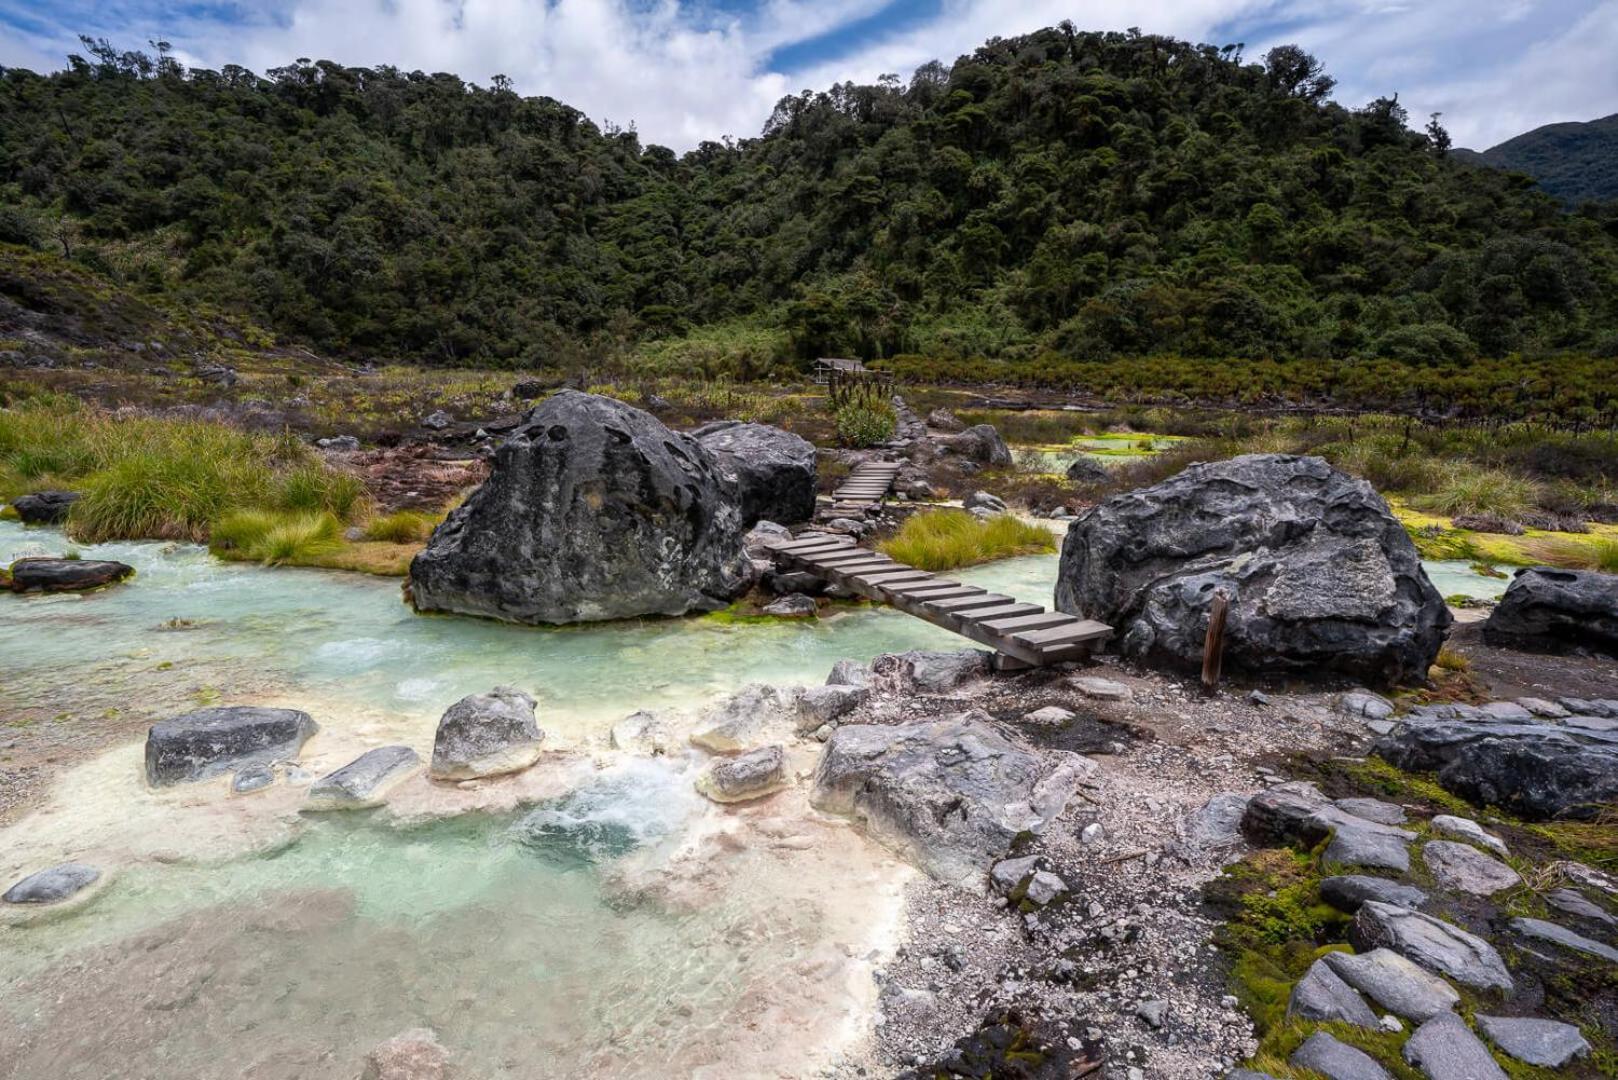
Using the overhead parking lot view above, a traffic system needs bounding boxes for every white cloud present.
[2,0,1613,151]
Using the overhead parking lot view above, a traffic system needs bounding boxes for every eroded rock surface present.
[1054,454,1449,684]
[409,391,752,624]
[691,420,817,527]
[1483,566,1618,657]
[145,706,319,787]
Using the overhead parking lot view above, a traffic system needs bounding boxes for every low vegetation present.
[209,510,341,565]
[833,401,897,448]
[0,394,369,542]
[879,509,1056,571]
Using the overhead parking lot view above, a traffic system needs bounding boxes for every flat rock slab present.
[1320,875,1429,914]
[1180,792,1252,854]
[810,711,1078,890]
[307,746,422,810]
[1428,815,1508,857]
[1475,1014,1591,1068]
[1070,675,1131,700]
[1334,797,1407,825]
[1510,916,1618,962]
[1289,1031,1392,1080]
[430,687,544,780]
[697,745,787,803]
[1546,887,1615,925]
[1352,901,1513,992]
[1323,948,1460,1022]
[1288,958,1378,1028]
[145,706,319,787]
[8,557,134,593]
[3,862,100,905]
[1242,782,1416,849]
[1325,824,1410,872]
[1420,840,1520,896]
[1402,1012,1506,1080]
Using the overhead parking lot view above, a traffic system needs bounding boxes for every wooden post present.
[1202,591,1229,692]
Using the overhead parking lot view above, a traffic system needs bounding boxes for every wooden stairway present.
[828,460,901,515]
[768,535,1111,668]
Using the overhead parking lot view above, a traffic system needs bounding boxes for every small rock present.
[1428,815,1508,857]
[1334,797,1407,825]
[610,710,672,755]
[1545,887,1615,925]
[1179,792,1252,853]
[1420,840,1521,896]
[1322,948,1460,1022]
[1379,1015,1403,1033]
[1136,999,1170,1029]
[826,659,871,688]
[306,746,422,810]
[421,409,453,430]
[762,593,817,618]
[361,1027,450,1080]
[697,745,787,803]
[1319,875,1429,914]
[1325,824,1410,871]
[1024,870,1067,906]
[1515,697,1569,719]
[1509,916,1618,962]
[1023,706,1075,725]
[1352,901,1513,991]
[1071,675,1131,700]
[797,684,867,730]
[3,863,101,905]
[1247,689,1271,706]
[1340,691,1394,720]
[1081,822,1105,846]
[1475,1014,1591,1068]
[1289,1030,1392,1080]
[231,763,276,794]
[1477,700,1533,721]
[962,491,1007,514]
[989,855,1041,897]
[1402,1012,1506,1080]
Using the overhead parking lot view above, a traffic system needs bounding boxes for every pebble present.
[1081,822,1105,846]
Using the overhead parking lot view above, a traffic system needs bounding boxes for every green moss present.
[1336,757,1478,817]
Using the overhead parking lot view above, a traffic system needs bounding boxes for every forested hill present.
[2,26,1617,371]
[1456,113,1618,207]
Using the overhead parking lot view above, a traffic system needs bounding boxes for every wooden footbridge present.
[828,460,901,515]
[769,534,1112,668]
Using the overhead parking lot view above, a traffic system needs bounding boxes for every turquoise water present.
[1012,435,1181,475]
[0,520,1057,739]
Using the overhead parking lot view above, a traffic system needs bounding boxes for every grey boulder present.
[307,746,422,810]
[810,712,1080,890]
[3,863,101,905]
[10,490,79,524]
[1475,1014,1590,1068]
[1289,1031,1391,1080]
[692,421,817,527]
[1351,901,1513,991]
[1319,875,1429,914]
[1428,815,1508,857]
[1325,825,1410,872]
[690,683,803,752]
[1401,1012,1506,1080]
[1483,566,1618,657]
[1374,713,1618,820]
[1288,958,1379,1028]
[1322,948,1460,1021]
[797,684,867,730]
[8,557,134,593]
[939,424,1012,467]
[826,659,871,688]
[697,745,787,803]
[870,648,991,693]
[409,391,753,625]
[429,687,544,780]
[145,706,318,787]
[1054,454,1449,685]
[762,593,817,617]
[1241,782,1415,850]
[1419,841,1520,896]
[1065,457,1109,484]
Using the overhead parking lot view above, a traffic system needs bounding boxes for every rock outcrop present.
[1374,713,1618,820]
[1483,566,1618,657]
[429,687,544,780]
[691,421,817,526]
[8,557,133,593]
[409,391,752,624]
[10,490,79,524]
[809,712,1080,890]
[1054,454,1449,685]
[145,706,319,787]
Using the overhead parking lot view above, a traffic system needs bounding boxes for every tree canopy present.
[2,26,1616,369]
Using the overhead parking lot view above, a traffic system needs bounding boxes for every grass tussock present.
[879,509,1056,571]
[1540,535,1618,573]
[0,395,369,542]
[1414,463,1541,520]
[209,510,342,565]
[362,509,440,544]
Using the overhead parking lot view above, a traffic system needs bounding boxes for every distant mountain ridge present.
[1457,113,1618,204]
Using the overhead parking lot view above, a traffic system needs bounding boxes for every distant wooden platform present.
[769,535,1111,668]
[827,460,901,516]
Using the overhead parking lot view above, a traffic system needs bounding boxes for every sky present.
[2,1,1615,152]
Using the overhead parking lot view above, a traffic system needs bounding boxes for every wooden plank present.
[921,593,1013,615]
[852,570,933,586]
[957,602,1042,624]
[824,558,899,576]
[882,579,969,597]
[891,584,984,602]
[789,541,855,556]
[804,549,882,565]
[776,538,850,554]
[978,611,1073,633]
[1011,620,1113,650]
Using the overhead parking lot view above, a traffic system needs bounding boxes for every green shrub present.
[833,401,897,448]
[1415,464,1540,520]
[362,509,440,544]
[879,509,1055,571]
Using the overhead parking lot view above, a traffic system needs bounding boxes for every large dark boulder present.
[145,706,319,787]
[1483,567,1618,657]
[409,391,753,624]
[1374,714,1618,820]
[1054,454,1449,685]
[691,420,817,526]
[10,490,79,524]
[939,424,1013,467]
[8,557,133,593]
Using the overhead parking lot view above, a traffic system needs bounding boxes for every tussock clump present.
[879,508,1055,571]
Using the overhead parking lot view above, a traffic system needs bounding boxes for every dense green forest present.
[2,25,1617,373]
[1456,112,1618,207]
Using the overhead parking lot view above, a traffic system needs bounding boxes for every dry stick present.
[1201,590,1229,692]
[1097,849,1148,867]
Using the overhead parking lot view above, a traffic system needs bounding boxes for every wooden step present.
[882,578,969,597]
[922,592,1013,615]
[957,602,1042,625]
[776,537,851,554]
[978,611,1074,634]
[853,570,934,588]
[805,549,885,567]
[824,558,899,577]
[1010,620,1113,650]
[892,584,984,602]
